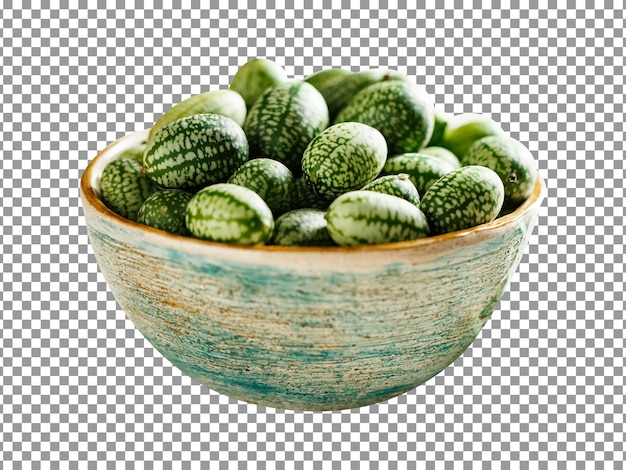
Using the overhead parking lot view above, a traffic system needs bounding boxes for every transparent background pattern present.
[2,1,624,467]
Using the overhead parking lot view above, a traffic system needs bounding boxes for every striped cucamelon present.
[185,183,274,245]
[421,165,505,235]
[99,158,155,222]
[301,122,387,201]
[305,68,352,95]
[461,134,537,205]
[334,80,435,155]
[227,157,297,216]
[137,189,194,235]
[361,174,421,206]
[143,113,249,191]
[271,208,335,247]
[326,191,430,246]
[311,68,408,120]
[148,89,247,142]
[383,153,456,197]
[229,58,289,110]
[418,146,461,170]
[243,81,329,175]
[440,113,504,159]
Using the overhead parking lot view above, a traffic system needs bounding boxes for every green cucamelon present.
[148,90,247,142]
[421,165,505,235]
[243,81,329,175]
[326,190,430,246]
[271,208,335,246]
[228,157,297,216]
[418,146,461,169]
[229,58,289,110]
[461,134,537,205]
[383,152,456,197]
[100,158,155,221]
[361,174,421,206]
[137,189,194,235]
[313,68,408,120]
[143,113,249,191]
[440,113,504,159]
[185,183,275,245]
[334,80,435,155]
[301,122,387,201]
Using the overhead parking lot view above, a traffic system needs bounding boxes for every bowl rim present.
[80,129,546,253]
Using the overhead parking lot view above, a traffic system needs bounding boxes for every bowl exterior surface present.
[81,131,543,411]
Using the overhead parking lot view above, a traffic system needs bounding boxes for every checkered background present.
[2,0,624,467]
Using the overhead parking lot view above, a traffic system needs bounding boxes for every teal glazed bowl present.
[81,129,545,411]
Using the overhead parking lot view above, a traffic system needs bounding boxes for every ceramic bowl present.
[80,129,545,411]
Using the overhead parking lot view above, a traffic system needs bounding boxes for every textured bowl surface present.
[81,129,545,411]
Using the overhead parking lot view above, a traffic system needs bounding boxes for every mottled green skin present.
[229,58,289,109]
[312,68,407,120]
[440,113,504,159]
[361,174,421,206]
[421,165,505,235]
[227,158,297,216]
[461,135,537,205]
[305,68,352,95]
[271,209,335,247]
[137,189,193,236]
[119,142,147,164]
[185,183,274,245]
[243,81,329,175]
[326,191,430,246]
[419,146,461,169]
[383,153,456,197]
[334,80,434,155]
[301,122,387,201]
[144,113,249,191]
[427,106,450,147]
[100,158,155,221]
[148,90,247,142]
[295,177,330,210]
